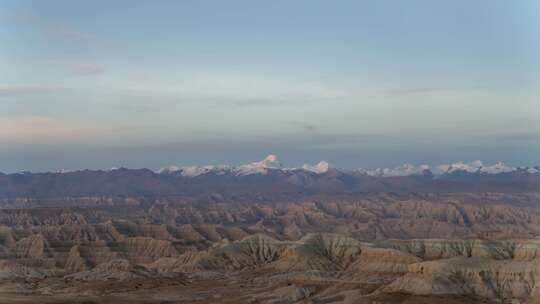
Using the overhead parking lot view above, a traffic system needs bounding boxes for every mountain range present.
[1,155,539,198]
[158,154,539,177]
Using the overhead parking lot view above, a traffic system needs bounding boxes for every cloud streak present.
[381,84,502,98]
[0,84,58,96]
[288,121,318,132]
[120,72,346,108]
[0,13,97,44]
[0,116,96,139]
[71,63,105,76]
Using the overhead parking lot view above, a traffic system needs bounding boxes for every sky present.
[1,0,540,172]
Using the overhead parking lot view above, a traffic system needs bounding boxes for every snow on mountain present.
[356,163,430,177]
[236,154,283,175]
[302,161,330,174]
[160,155,332,177]
[158,155,282,177]
[158,156,537,178]
[178,165,218,177]
[481,161,516,174]
[157,166,181,174]
[437,161,478,174]
[525,167,540,174]
[438,161,516,174]
[158,164,232,177]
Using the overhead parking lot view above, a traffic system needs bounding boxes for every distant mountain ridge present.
[156,155,539,178]
[1,155,539,198]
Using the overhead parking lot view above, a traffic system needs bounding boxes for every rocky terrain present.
[0,193,539,303]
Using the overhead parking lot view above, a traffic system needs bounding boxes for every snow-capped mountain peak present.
[302,161,330,174]
[264,154,278,163]
[157,165,181,174]
[178,165,216,177]
[438,161,479,174]
[525,167,540,174]
[259,154,282,168]
[236,154,283,175]
[481,161,515,174]
[438,161,515,175]
[356,163,430,177]
[158,164,232,177]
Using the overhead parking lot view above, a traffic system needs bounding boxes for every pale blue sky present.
[1,0,540,172]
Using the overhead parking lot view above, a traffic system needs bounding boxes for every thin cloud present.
[71,63,105,76]
[0,84,58,96]
[381,84,500,98]
[487,133,540,142]
[0,116,96,139]
[119,72,346,108]
[288,121,318,132]
[114,104,159,113]
[1,13,100,48]
[209,97,310,108]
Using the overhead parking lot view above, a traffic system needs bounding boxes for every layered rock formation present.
[0,193,540,303]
